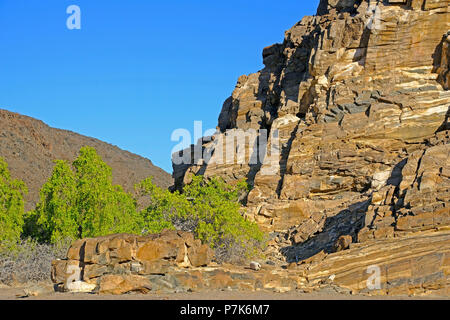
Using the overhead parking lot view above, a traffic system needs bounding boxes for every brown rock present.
[140,260,171,275]
[188,244,214,267]
[66,239,84,261]
[333,235,353,252]
[83,264,109,280]
[137,240,178,262]
[51,260,68,284]
[98,275,152,295]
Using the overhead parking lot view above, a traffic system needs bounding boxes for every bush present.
[0,239,70,285]
[0,157,27,244]
[136,176,266,263]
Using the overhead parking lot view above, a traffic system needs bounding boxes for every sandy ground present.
[0,284,447,300]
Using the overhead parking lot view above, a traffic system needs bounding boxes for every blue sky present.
[0,0,319,173]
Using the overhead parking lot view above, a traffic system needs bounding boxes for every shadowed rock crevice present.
[281,199,369,263]
[276,122,301,197]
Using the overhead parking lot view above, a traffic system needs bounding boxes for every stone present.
[65,281,97,293]
[437,32,450,90]
[249,261,262,271]
[140,260,171,275]
[83,264,109,280]
[333,235,353,252]
[187,244,214,267]
[98,275,152,295]
[51,259,68,284]
[51,231,217,294]
[22,284,55,297]
[137,240,178,262]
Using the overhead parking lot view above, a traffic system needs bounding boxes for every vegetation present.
[26,147,141,243]
[137,176,265,262]
[0,157,27,244]
[1,146,265,269]
[0,239,69,285]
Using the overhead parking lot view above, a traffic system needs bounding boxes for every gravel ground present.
[0,283,446,300]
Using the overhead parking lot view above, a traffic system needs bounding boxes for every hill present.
[0,109,173,211]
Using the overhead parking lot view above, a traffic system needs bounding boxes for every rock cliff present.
[172,0,450,295]
[0,109,173,210]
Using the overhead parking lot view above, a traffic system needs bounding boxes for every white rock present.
[250,261,262,271]
[372,170,392,190]
[65,281,96,293]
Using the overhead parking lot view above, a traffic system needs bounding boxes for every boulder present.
[98,275,152,295]
[333,235,353,252]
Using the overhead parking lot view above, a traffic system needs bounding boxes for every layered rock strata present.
[171,0,449,295]
[173,2,449,238]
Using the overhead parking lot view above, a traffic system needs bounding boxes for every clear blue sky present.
[0,0,319,173]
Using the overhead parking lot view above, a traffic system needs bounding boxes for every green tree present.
[0,157,27,244]
[30,146,141,243]
[109,184,143,235]
[72,146,140,238]
[26,160,78,243]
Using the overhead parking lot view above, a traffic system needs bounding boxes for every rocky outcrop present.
[304,230,450,296]
[51,229,449,296]
[174,0,449,231]
[171,0,450,296]
[173,2,449,230]
[0,109,172,210]
[51,230,215,294]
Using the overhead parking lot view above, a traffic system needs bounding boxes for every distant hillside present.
[0,109,173,211]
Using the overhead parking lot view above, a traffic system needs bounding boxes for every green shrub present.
[0,157,27,244]
[137,176,266,262]
[72,147,140,238]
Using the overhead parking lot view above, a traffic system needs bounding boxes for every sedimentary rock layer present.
[173,0,449,258]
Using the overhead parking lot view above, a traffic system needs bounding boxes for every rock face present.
[0,109,172,210]
[305,230,450,296]
[172,0,450,296]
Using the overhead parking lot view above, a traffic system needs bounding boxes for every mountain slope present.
[0,109,172,211]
